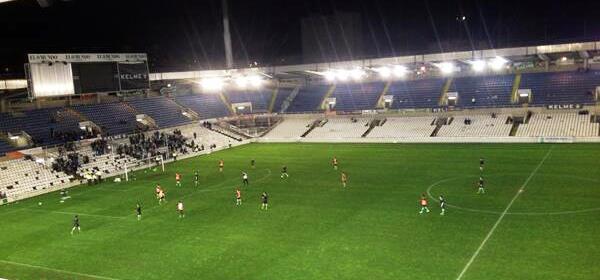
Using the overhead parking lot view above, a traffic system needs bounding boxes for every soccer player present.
[251,159,256,169]
[332,156,338,170]
[261,192,268,210]
[439,195,446,215]
[480,157,485,171]
[158,189,166,205]
[194,171,199,187]
[175,172,182,187]
[235,188,242,206]
[280,165,289,179]
[155,184,162,199]
[177,200,185,218]
[419,195,430,214]
[70,215,80,235]
[242,172,249,186]
[219,159,224,172]
[478,176,485,194]
[136,203,142,220]
[341,172,348,188]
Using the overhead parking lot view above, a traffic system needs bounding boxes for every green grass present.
[1,143,600,280]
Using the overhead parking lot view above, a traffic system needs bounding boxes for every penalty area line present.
[455,147,553,280]
[0,259,120,280]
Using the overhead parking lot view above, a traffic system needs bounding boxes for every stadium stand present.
[0,158,72,200]
[127,97,192,128]
[516,112,599,137]
[450,74,515,108]
[286,85,329,112]
[0,139,14,156]
[74,102,138,136]
[520,70,599,105]
[387,78,445,109]
[436,114,513,137]
[0,108,82,146]
[367,117,437,138]
[225,89,271,112]
[330,82,385,111]
[175,94,230,120]
[306,118,370,138]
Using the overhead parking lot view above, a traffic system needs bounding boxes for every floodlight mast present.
[222,0,234,69]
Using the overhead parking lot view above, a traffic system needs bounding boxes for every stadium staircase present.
[439,78,453,106]
[509,116,522,136]
[278,85,301,113]
[267,87,279,113]
[361,119,382,137]
[430,117,448,137]
[301,119,325,138]
[511,73,522,103]
[376,81,392,109]
[218,92,234,115]
[207,125,243,142]
[319,84,337,110]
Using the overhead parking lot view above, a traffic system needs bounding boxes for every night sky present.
[0,0,598,77]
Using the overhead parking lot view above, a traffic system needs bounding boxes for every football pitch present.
[1,143,600,280]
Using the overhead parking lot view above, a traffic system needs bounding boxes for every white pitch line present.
[25,208,127,220]
[0,259,120,280]
[455,147,553,280]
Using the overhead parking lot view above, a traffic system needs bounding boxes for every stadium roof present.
[150,41,600,81]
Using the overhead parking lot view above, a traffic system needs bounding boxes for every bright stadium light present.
[323,70,336,81]
[393,65,408,77]
[375,66,391,78]
[200,77,225,92]
[471,60,486,72]
[336,70,349,81]
[235,76,248,88]
[437,62,455,74]
[349,68,366,80]
[247,75,263,87]
[489,56,508,71]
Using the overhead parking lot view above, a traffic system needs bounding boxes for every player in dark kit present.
[70,215,80,235]
[478,176,485,194]
[332,157,338,170]
[242,172,249,186]
[280,165,289,179]
[136,203,142,220]
[251,159,255,169]
[479,157,485,171]
[194,171,199,187]
[261,192,268,210]
[439,195,446,215]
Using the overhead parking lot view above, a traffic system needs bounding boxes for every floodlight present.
[437,62,455,74]
[471,60,486,72]
[336,70,349,81]
[349,68,365,80]
[324,71,336,81]
[235,76,248,88]
[393,65,408,77]
[200,77,224,92]
[489,56,508,71]
[247,75,263,87]
[375,66,391,78]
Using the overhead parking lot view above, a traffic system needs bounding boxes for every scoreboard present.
[26,53,149,98]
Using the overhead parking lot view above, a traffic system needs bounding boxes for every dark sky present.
[0,0,598,76]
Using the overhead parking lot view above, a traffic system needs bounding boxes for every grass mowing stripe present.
[455,146,554,280]
[0,259,120,280]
